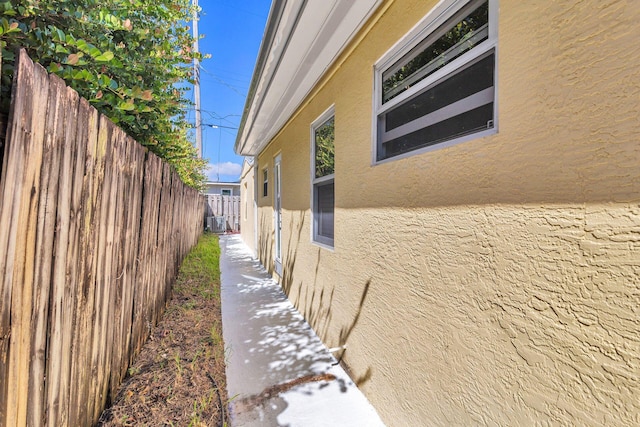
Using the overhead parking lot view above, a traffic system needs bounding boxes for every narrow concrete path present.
[220,235,385,427]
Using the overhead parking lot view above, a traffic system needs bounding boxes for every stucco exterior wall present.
[240,161,256,255]
[252,0,640,425]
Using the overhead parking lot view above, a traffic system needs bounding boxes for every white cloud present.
[206,161,242,180]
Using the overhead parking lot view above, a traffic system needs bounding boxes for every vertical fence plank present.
[111,136,143,395]
[125,143,145,370]
[108,126,128,398]
[85,111,108,423]
[68,97,97,427]
[45,81,79,427]
[57,85,80,426]
[0,49,49,427]
[131,152,161,360]
[93,116,120,422]
[79,99,101,427]
[25,72,67,427]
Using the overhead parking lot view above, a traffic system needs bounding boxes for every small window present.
[311,107,335,247]
[221,188,232,196]
[374,0,497,162]
[262,168,268,197]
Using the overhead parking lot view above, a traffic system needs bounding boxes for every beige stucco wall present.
[252,0,640,425]
[239,159,256,256]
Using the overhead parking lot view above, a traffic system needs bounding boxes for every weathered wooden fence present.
[205,194,240,232]
[0,50,204,426]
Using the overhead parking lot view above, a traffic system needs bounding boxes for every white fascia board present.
[235,0,383,156]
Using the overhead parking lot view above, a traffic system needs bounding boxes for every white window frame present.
[221,188,232,196]
[262,167,268,198]
[310,105,335,249]
[372,0,498,164]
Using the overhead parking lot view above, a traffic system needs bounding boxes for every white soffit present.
[236,0,383,156]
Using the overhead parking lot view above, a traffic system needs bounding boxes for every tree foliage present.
[314,117,334,178]
[0,0,206,188]
[382,1,488,103]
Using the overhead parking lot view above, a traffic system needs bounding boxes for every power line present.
[203,111,241,128]
[202,123,238,130]
[199,66,251,85]
[199,68,247,98]
[199,65,253,80]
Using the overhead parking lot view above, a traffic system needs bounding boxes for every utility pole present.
[192,0,203,158]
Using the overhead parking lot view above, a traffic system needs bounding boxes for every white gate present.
[205,195,240,233]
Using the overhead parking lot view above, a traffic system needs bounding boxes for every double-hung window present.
[374,0,497,162]
[311,107,335,247]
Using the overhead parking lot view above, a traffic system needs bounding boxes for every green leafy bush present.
[1,0,206,188]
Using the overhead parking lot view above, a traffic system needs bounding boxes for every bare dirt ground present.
[98,234,227,427]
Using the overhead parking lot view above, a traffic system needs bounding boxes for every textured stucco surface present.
[249,0,640,425]
[240,160,256,256]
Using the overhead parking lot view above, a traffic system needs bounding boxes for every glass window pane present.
[385,53,494,132]
[382,1,488,104]
[315,117,335,178]
[316,182,334,239]
[262,169,268,197]
[380,103,493,160]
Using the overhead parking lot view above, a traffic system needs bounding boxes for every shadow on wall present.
[257,212,273,274]
[281,211,305,296]
[335,279,372,387]
[278,211,373,387]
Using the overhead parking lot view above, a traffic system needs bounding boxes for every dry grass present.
[98,233,227,427]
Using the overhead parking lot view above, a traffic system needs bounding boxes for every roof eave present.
[234,0,287,156]
[234,0,384,157]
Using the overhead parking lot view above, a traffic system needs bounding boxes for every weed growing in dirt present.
[174,354,183,376]
[98,234,228,426]
[209,322,223,347]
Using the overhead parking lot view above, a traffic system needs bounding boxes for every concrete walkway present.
[220,235,385,427]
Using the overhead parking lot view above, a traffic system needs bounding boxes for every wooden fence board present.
[1,49,49,427]
[0,49,205,426]
[85,105,109,424]
[77,98,101,427]
[93,115,117,421]
[24,66,65,427]
[108,125,130,398]
[59,85,85,427]
[59,88,80,423]
[68,97,95,427]
[45,80,79,427]
[124,142,145,370]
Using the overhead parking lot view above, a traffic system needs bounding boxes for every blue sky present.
[187,1,271,183]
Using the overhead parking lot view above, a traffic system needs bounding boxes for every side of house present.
[203,181,241,196]
[236,0,640,425]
